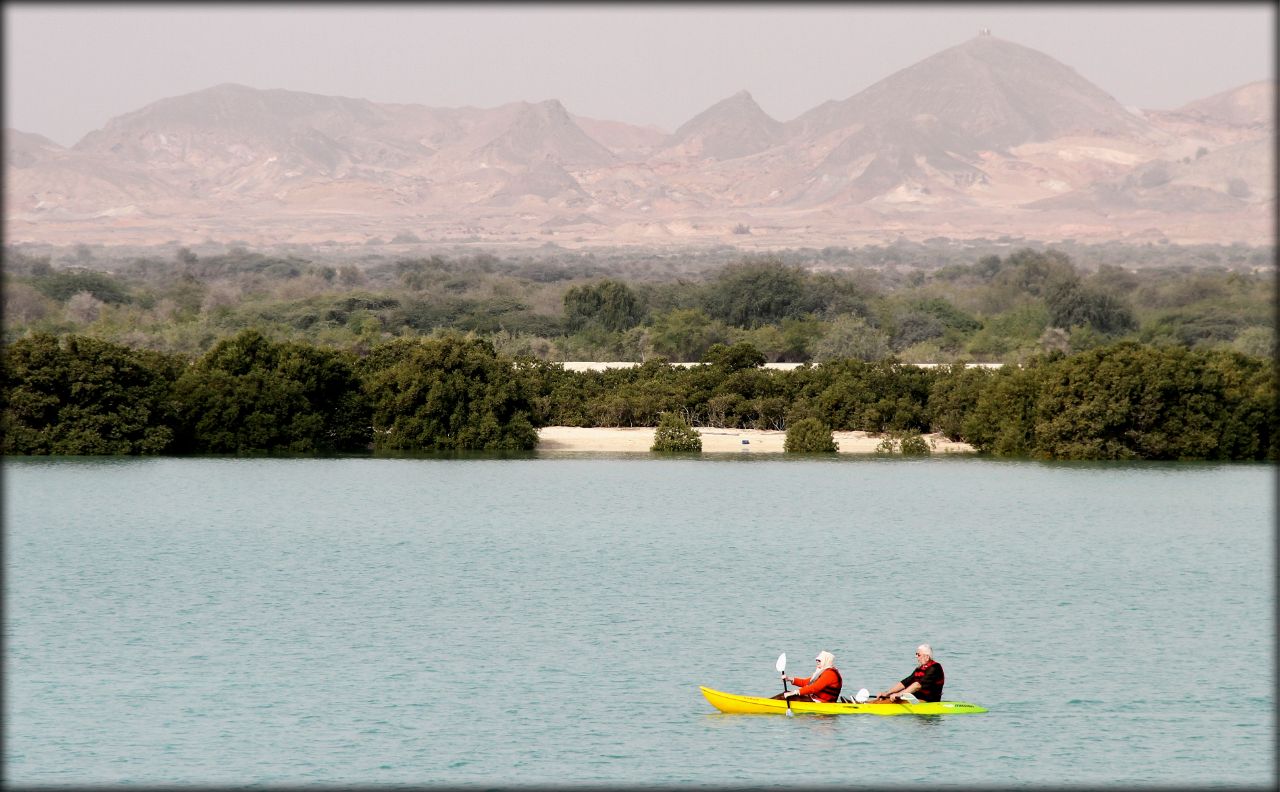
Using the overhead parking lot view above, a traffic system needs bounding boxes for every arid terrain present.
[5,35,1273,248]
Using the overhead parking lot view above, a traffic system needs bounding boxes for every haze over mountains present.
[5,34,1273,247]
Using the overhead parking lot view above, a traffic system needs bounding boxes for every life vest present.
[912,660,944,701]
[810,667,843,702]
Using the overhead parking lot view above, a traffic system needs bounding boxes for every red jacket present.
[791,667,843,702]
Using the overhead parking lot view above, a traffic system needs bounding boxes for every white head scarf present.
[813,650,836,677]
[916,643,933,661]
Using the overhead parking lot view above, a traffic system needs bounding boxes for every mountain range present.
[5,34,1274,247]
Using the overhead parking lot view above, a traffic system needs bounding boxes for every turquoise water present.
[4,455,1274,787]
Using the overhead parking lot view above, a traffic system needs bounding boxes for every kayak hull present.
[700,686,987,716]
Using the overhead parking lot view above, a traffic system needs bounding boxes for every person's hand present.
[784,689,799,698]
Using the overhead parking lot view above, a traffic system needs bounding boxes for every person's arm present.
[875,681,902,699]
[795,669,835,697]
[877,673,915,700]
[894,681,922,700]
[788,675,812,688]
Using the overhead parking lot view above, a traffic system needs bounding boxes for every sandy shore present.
[536,426,975,454]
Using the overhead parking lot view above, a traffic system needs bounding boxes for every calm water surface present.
[4,455,1274,787]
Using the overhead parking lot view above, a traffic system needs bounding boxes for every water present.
[4,455,1274,787]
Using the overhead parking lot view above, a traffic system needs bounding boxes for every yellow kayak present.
[700,686,987,716]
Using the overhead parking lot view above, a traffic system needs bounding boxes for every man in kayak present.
[876,643,944,702]
[773,650,843,702]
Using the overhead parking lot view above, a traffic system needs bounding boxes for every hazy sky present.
[5,3,1275,147]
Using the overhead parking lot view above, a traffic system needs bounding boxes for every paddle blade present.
[854,688,870,703]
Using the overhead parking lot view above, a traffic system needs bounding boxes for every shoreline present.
[536,426,976,454]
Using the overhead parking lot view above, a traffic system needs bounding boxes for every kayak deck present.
[700,686,987,716]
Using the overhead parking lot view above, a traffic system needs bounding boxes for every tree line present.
[4,245,1273,365]
[3,330,1274,460]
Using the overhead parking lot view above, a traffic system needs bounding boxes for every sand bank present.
[536,426,975,454]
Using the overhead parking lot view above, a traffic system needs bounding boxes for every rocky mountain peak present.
[793,33,1157,148]
[477,98,616,168]
[665,89,785,160]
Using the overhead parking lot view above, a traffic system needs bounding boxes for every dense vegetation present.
[3,241,1273,459]
[3,331,1274,460]
[3,241,1273,365]
[784,418,838,453]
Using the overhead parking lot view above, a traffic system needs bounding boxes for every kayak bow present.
[700,686,987,716]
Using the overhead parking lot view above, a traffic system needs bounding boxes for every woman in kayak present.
[876,643,944,702]
[774,650,843,702]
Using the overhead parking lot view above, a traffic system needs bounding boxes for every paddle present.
[775,653,794,717]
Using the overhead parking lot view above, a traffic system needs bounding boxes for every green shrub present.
[784,417,838,452]
[359,334,536,452]
[875,430,932,455]
[172,329,371,454]
[899,434,932,455]
[1,333,181,454]
[651,411,702,452]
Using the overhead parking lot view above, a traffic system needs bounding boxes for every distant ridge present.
[1171,80,1275,127]
[5,35,1273,246]
[75,82,393,152]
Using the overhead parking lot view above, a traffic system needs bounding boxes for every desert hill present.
[475,100,617,170]
[1141,80,1275,149]
[1029,135,1274,213]
[5,35,1273,247]
[772,35,1172,208]
[1171,80,1274,127]
[659,90,786,161]
[788,35,1160,145]
[5,129,66,168]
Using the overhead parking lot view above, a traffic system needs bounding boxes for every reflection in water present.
[906,715,944,730]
